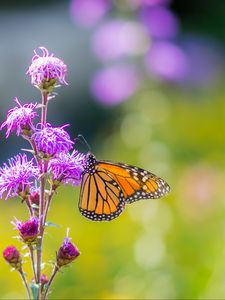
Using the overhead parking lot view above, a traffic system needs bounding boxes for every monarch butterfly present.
[79,152,170,221]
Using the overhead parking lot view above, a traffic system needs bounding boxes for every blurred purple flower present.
[139,0,171,6]
[181,37,224,86]
[26,47,68,86]
[70,0,110,28]
[91,64,141,105]
[13,217,39,245]
[32,124,74,158]
[49,150,85,187]
[3,246,22,270]
[92,20,149,61]
[0,98,38,138]
[139,6,179,39]
[145,41,189,82]
[57,234,80,267]
[0,154,38,200]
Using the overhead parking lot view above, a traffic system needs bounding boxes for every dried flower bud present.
[28,192,40,206]
[57,237,80,268]
[13,217,39,245]
[3,246,22,270]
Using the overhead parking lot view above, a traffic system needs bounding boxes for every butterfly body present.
[79,152,170,221]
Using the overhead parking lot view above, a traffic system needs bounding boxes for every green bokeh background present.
[1,1,225,299]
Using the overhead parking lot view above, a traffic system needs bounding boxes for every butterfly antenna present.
[76,134,91,152]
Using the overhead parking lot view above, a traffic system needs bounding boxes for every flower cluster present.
[69,0,223,105]
[1,47,82,299]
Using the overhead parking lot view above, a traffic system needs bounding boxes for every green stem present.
[29,245,38,284]
[19,269,32,300]
[42,187,55,228]
[42,265,59,300]
[37,91,49,299]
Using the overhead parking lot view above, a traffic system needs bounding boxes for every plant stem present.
[19,269,32,300]
[25,198,33,216]
[42,265,59,300]
[36,175,46,284]
[43,187,55,228]
[29,245,38,283]
[41,92,48,126]
[36,91,49,298]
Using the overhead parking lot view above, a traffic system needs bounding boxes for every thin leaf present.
[45,221,60,228]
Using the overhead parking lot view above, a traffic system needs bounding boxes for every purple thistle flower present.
[26,47,68,89]
[0,98,38,138]
[49,150,85,188]
[57,231,80,268]
[13,217,39,245]
[32,124,74,158]
[3,246,22,270]
[0,154,38,200]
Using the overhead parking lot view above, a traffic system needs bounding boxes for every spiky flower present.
[0,98,38,138]
[49,150,85,188]
[13,217,39,245]
[26,47,68,91]
[32,124,74,158]
[56,234,80,268]
[3,246,22,270]
[0,154,38,200]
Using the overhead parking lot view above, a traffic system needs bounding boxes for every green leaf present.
[45,221,60,228]
[30,283,40,300]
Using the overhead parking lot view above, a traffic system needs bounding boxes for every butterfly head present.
[83,152,97,174]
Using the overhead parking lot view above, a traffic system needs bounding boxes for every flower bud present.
[3,246,22,270]
[40,274,49,285]
[14,217,39,245]
[56,237,80,268]
[28,192,40,206]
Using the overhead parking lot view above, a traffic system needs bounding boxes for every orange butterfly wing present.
[97,161,170,204]
[79,153,170,222]
[79,169,125,221]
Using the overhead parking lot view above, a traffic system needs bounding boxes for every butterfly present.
[79,152,170,221]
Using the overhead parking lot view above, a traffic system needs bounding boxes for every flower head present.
[57,230,80,268]
[0,154,38,200]
[0,98,38,138]
[26,47,68,91]
[32,124,74,158]
[3,246,22,270]
[13,217,39,245]
[49,150,85,188]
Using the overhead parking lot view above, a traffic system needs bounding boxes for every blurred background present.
[1,0,225,298]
